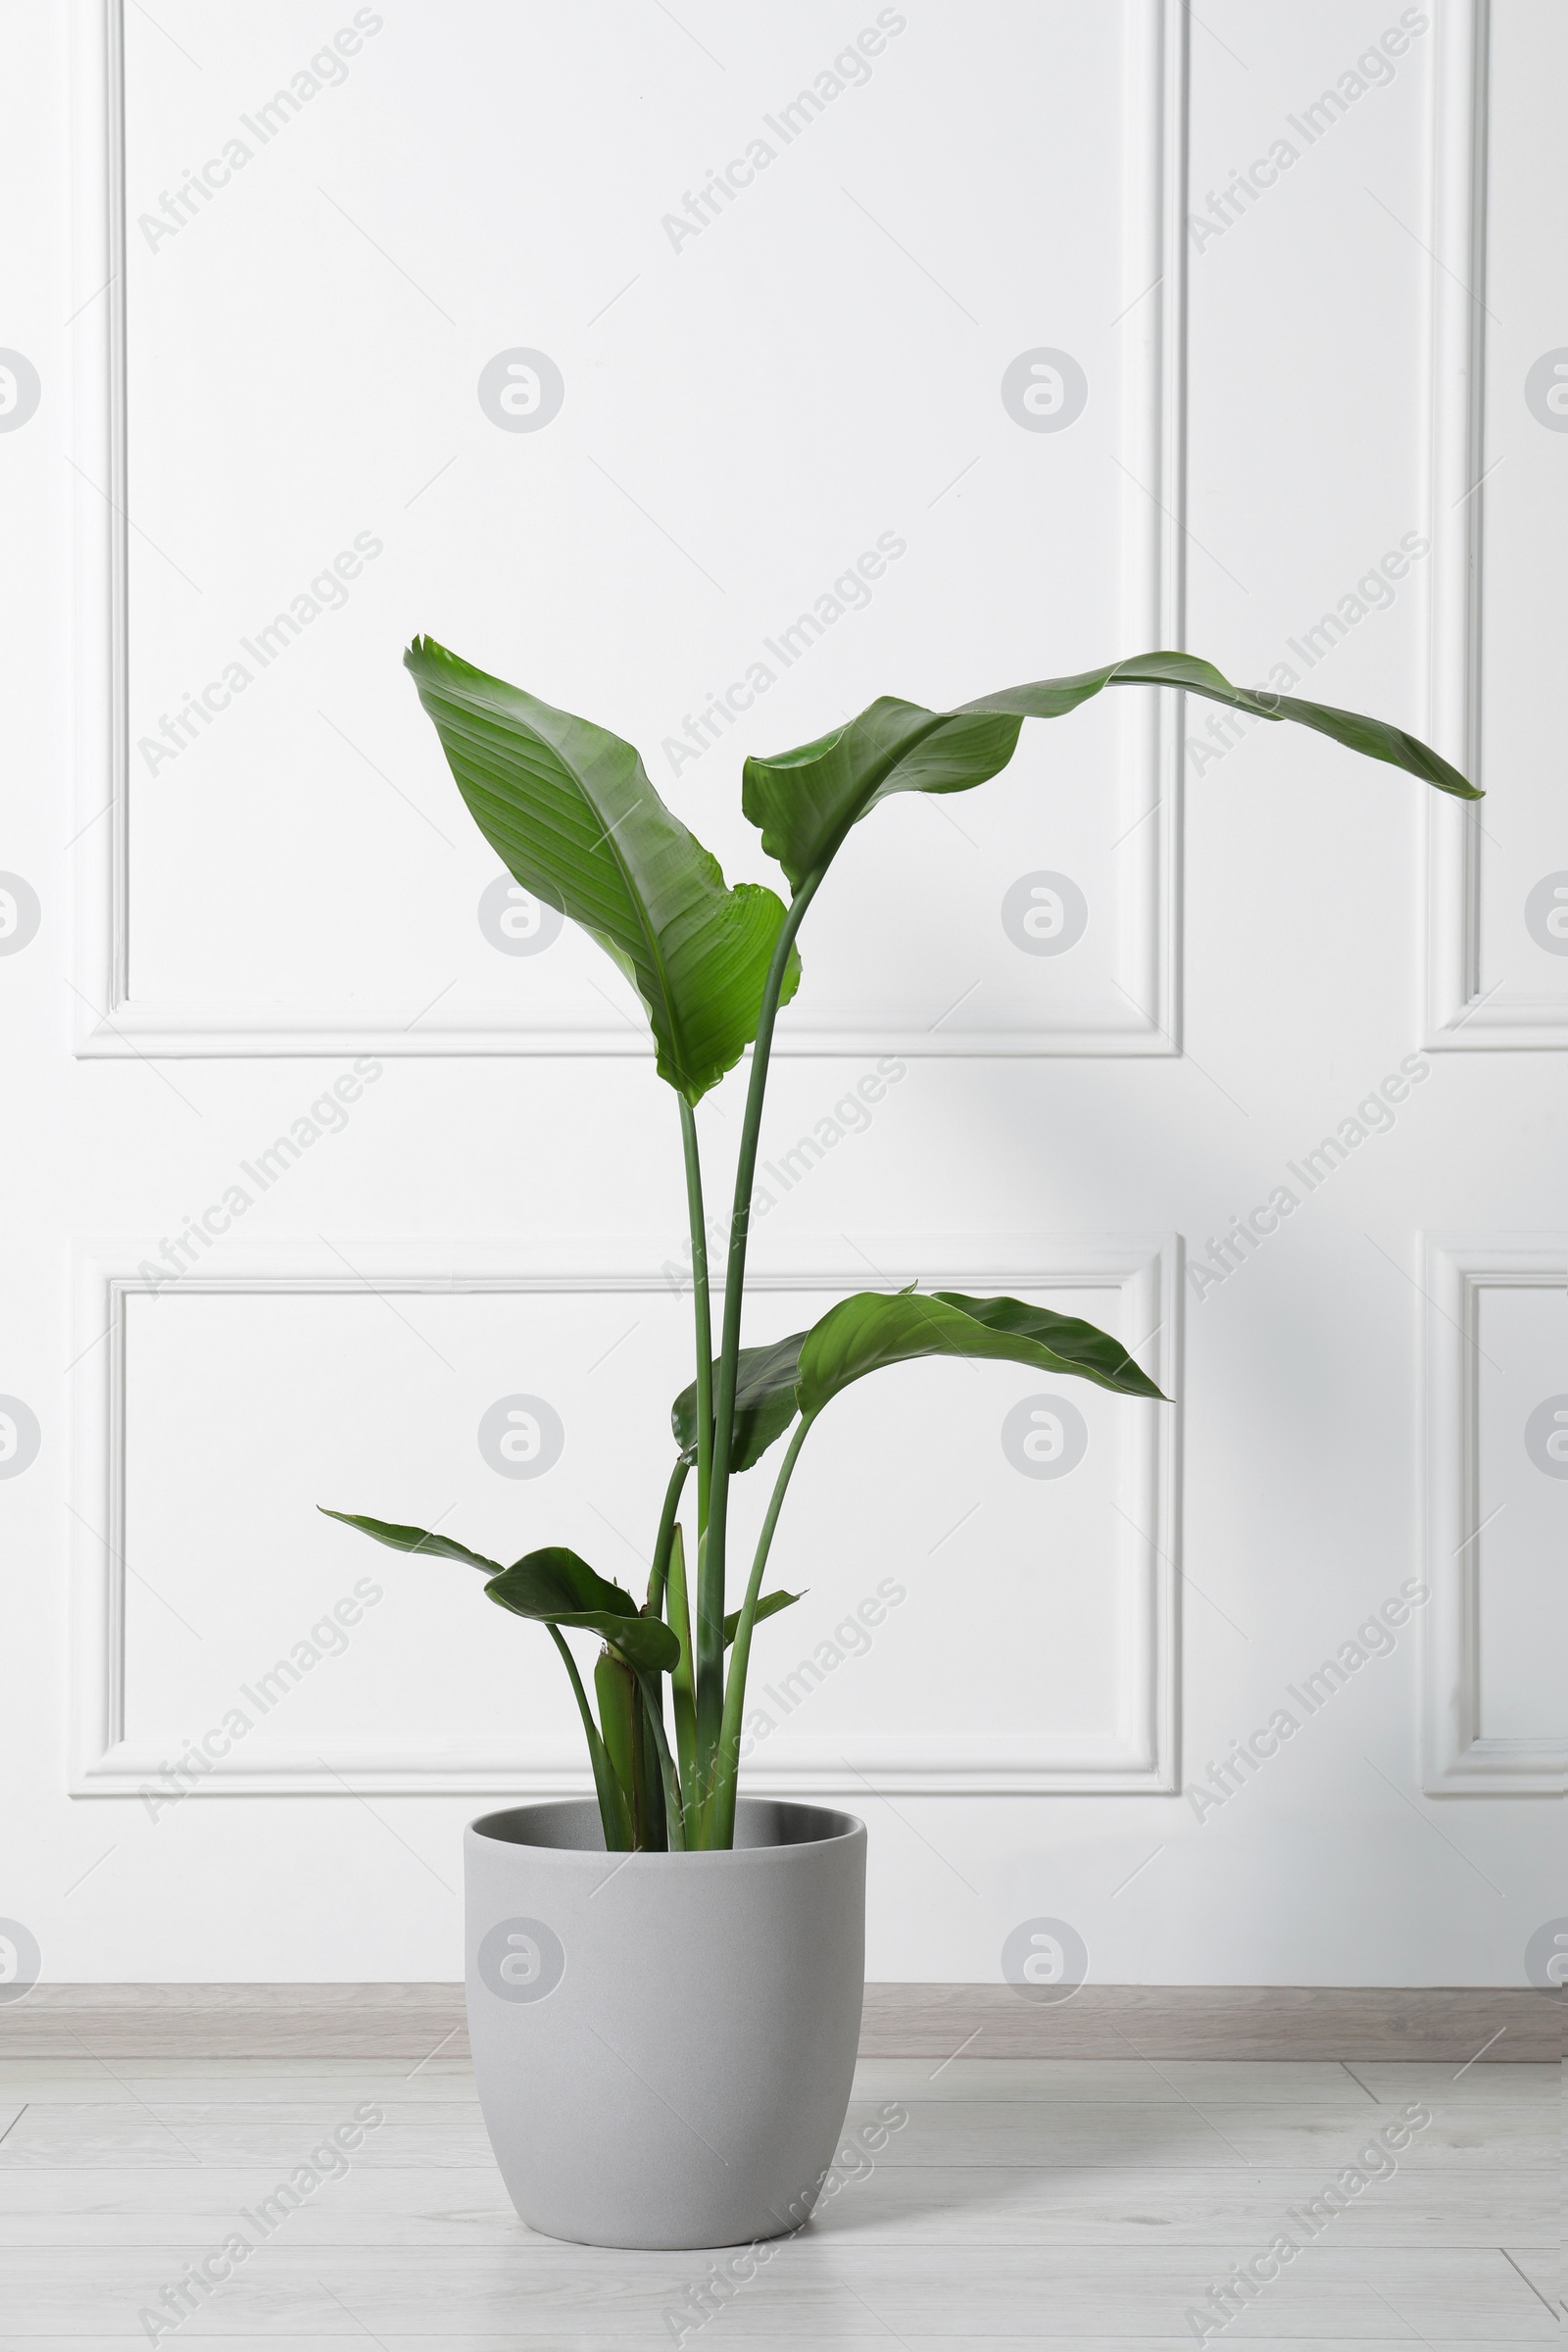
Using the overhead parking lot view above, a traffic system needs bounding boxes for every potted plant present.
[324,641,1475,2249]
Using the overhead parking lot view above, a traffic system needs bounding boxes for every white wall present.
[1,0,1559,1986]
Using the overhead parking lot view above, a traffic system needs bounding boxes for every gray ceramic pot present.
[464,1795,866,2250]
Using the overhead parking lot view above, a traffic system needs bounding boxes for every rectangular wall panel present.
[72,0,1188,1059]
[72,1240,1178,1796]
[1424,0,1568,1046]
[1423,1238,1568,1792]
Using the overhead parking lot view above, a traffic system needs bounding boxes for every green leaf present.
[405,636,801,1102]
[490,1543,638,1615]
[317,1508,502,1574]
[742,652,1480,895]
[484,1545,680,1674]
[794,1289,1166,1423]
[672,1331,807,1473]
[722,1588,802,1646]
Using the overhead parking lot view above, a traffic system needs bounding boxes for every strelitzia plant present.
[323,641,1476,1851]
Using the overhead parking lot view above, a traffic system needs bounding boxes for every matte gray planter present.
[464,1796,866,2250]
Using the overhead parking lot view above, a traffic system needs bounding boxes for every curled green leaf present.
[794,1289,1166,1423]
[484,1546,680,1674]
[743,651,1479,896]
[406,636,801,1101]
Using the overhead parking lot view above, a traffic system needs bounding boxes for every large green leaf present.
[484,1546,680,1674]
[317,1508,501,1574]
[671,1331,807,1472]
[405,636,801,1101]
[794,1289,1165,1423]
[742,652,1480,895]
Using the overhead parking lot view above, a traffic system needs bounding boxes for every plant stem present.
[696,873,823,1791]
[633,1669,686,1851]
[664,1521,699,1837]
[646,1454,689,1619]
[635,1680,668,1850]
[549,1624,631,1850]
[677,1099,713,1536]
[594,1647,639,1810]
[704,1416,811,1847]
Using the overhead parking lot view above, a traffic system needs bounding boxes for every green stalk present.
[550,1624,632,1850]
[594,1648,639,1805]
[646,1454,689,1620]
[705,1417,812,1847]
[678,1098,713,1535]
[636,1681,668,1850]
[695,874,823,1790]
[664,1521,699,1837]
[633,1669,687,1851]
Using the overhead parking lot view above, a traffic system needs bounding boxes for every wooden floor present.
[0,2053,1555,2345]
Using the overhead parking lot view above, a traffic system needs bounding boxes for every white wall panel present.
[74,0,1187,1057]
[1424,0,1568,1046]
[1423,1239,1568,1792]
[73,1240,1177,1796]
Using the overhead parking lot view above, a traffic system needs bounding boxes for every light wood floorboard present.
[0,2058,1552,2344]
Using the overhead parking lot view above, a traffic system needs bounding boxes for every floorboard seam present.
[1497,2244,1558,2318]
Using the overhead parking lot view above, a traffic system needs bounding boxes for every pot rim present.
[468,1793,864,1859]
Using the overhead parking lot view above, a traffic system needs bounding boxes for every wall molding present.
[1421,0,1486,1045]
[0,1982,1552,2062]
[70,0,1188,1061]
[1423,0,1562,1048]
[1422,1237,1566,1794]
[71,1236,1180,1799]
